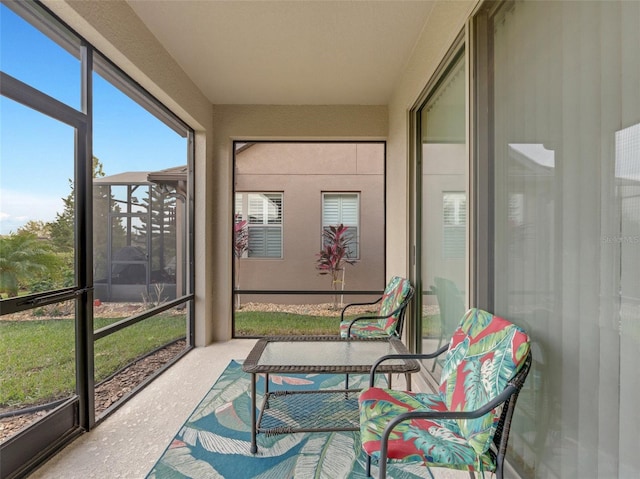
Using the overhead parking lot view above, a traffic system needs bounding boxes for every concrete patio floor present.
[28,338,467,479]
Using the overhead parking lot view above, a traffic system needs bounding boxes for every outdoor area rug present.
[146,360,433,479]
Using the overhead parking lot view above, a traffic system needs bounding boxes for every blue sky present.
[0,4,187,235]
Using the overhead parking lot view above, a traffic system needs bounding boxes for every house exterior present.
[1,1,638,479]
[234,142,386,304]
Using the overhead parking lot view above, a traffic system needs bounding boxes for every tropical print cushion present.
[357,308,530,473]
[358,387,496,471]
[378,276,410,317]
[376,276,411,334]
[340,276,411,338]
[339,320,388,338]
[438,308,530,456]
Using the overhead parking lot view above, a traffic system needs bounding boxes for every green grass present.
[0,319,76,407]
[0,315,184,409]
[234,311,442,337]
[234,311,343,336]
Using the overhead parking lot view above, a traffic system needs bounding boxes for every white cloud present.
[0,188,64,234]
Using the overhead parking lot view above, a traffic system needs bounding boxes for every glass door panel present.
[418,52,467,366]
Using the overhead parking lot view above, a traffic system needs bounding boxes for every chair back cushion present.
[438,308,530,456]
[376,276,411,334]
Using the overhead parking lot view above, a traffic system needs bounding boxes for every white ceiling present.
[127,1,435,105]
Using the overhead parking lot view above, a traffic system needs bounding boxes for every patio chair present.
[358,308,532,479]
[339,276,414,339]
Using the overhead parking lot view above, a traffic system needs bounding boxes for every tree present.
[315,224,356,310]
[48,178,75,252]
[17,220,51,238]
[0,233,62,297]
[131,186,177,282]
[50,157,106,252]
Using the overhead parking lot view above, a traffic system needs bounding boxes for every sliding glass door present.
[412,46,467,362]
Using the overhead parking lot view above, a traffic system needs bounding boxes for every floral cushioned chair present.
[339,276,414,339]
[358,308,532,479]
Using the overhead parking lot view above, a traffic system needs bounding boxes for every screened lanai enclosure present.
[93,167,187,303]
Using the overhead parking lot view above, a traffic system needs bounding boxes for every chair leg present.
[405,372,412,391]
[366,456,372,477]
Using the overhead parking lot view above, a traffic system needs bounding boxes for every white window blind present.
[322,193,359,258]
[235,192,283,258]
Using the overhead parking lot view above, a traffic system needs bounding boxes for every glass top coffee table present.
[242,335,420,453]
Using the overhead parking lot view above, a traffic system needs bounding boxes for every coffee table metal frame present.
[242,335,421,453]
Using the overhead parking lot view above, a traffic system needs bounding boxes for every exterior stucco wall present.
[235,142,385,302]
[43,0,216,346]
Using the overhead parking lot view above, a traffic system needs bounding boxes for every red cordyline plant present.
[234,217,249,259]
[234,216,249,309]
[316,224,356,310]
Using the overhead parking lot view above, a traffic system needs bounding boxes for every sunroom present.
[1,1,639,479]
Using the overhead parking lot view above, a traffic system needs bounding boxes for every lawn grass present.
[234,310,442,337]
[0,319,76,408]
[234,311,342,336]
[0,315,184,408]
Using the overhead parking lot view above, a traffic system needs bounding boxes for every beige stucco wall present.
[235,142,385,302]
[43,0,216,346]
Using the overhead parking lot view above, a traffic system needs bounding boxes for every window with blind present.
[235,192,283,258]
[322,193,359,259]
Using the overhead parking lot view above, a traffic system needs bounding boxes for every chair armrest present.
[346,294,413,336]
[345,314,392,338]
[340,297,382,321]
[368,347,449,386]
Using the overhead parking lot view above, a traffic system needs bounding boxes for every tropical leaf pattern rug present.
[146,360,433,478]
